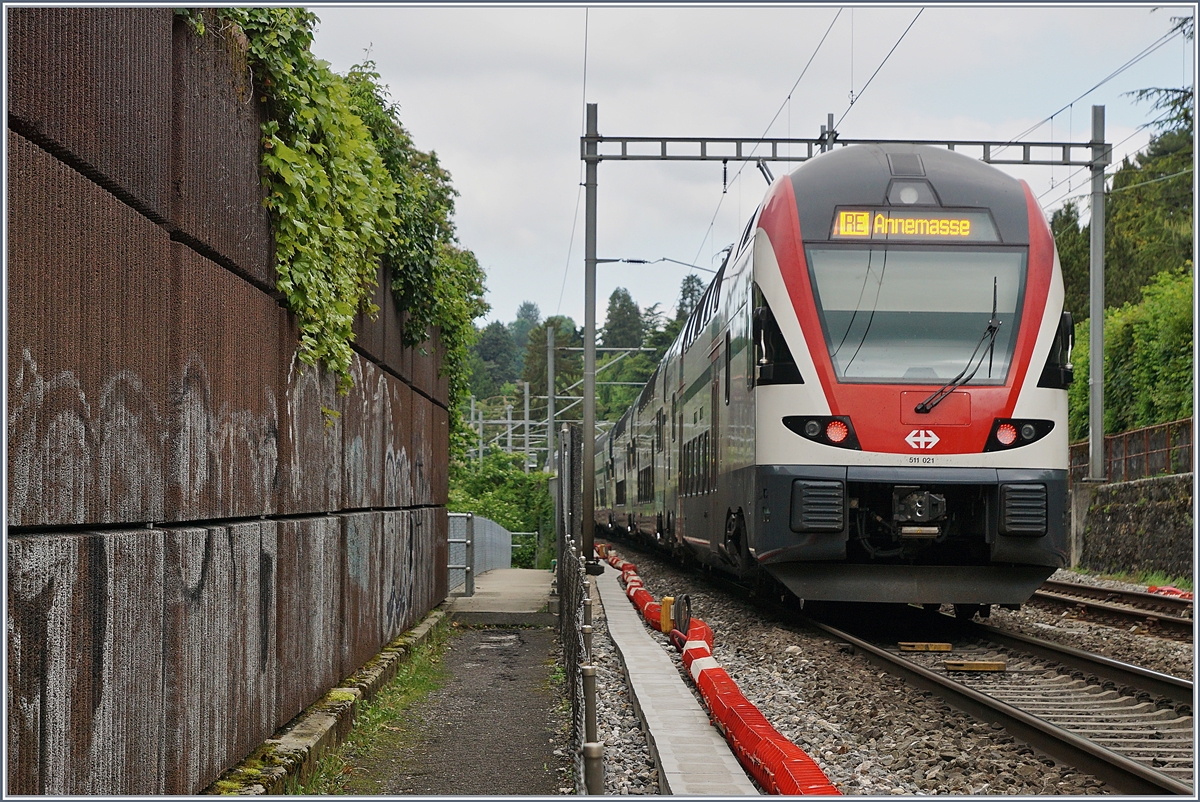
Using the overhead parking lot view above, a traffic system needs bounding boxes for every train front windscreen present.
[806,246,1027,384]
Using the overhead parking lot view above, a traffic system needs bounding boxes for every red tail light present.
[825,420,849,443]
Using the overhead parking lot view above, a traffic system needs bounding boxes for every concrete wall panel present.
[432,404,450,506]
[273,518,342,727]
[7,131,172,528]
[380,510,414,642]
[170,16,274,290]
[351,263,389,366]
[383,374,414,509]
[167,244,283,522]
[339,513,384,678]
[409,333,437,401]
[384,302,411,382]
[432,328,450,407]
[6,530,164,794]
[411,392,433,507]
[7,8,172,220]
[342,357,386,510]
[277,322,344,516]
[161,522,277,794]
[432,506,449,606]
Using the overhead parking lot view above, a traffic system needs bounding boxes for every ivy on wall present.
[179,8,487,453]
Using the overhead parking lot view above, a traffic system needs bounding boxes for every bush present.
[1068,267,1193,441]
[448,450,554,569]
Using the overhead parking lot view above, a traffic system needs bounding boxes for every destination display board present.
[830,209,999,242]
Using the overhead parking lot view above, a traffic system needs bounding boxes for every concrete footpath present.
[448,567,558,626]
[208,568,565,794]
[594,565,761,795]
[355,625,571,794]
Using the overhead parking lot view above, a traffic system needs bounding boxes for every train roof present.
[787,144,1031,245]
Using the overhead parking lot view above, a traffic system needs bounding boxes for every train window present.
[736,207,759,254]
[752,287,804,386]
[724,331,731,405]
[808,247,1026,384]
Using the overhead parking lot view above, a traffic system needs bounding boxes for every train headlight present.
[984,419,1054,451]
[826,420,849,443]
[783,416,862,450]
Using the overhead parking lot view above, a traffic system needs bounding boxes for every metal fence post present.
[466,513,476,597]
[582,665,598,742]
[583,742,604,794]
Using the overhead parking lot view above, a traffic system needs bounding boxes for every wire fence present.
[555,424,589,793]
[447,513,513,595]
[1070,418,1193,483]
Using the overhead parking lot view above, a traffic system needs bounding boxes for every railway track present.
[603,537,1194,793]
[1030,580,1194,640]
[808,615,1195,795]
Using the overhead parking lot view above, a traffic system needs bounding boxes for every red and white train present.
[594,143,1075,612]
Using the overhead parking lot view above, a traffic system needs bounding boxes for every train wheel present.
[721,510,751,574]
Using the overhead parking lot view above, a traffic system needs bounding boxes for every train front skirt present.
[763,563,1055,605]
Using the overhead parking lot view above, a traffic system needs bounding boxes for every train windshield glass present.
[806,247,1026,384]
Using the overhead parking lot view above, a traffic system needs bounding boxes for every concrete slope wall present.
[1075,474,1194,580]
[7,9,449,794]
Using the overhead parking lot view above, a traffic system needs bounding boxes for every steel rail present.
[967,620,1193,707]
[1031,589,1194,639]
[1040,579,1194,615]
[807,618,1195,796]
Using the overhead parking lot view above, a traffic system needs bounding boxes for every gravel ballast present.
[590,545,1149,795]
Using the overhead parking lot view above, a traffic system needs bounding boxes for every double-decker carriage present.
[595,143,1074,610]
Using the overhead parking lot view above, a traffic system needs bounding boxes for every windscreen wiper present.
[915,278,1001,414]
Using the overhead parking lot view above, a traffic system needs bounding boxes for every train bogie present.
[594,143,1073,606]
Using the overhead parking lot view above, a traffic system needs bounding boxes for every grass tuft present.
[289,617,454,794]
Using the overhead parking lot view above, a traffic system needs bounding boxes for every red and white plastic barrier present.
[599,544,840,795]
[1148,585,1194,601]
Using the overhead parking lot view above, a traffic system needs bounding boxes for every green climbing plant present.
[178,9,487,455]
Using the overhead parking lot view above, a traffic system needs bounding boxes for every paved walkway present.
[349,626,572,794]
[448,568,557,626]
[594,567,760,795]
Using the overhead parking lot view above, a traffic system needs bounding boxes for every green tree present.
[471,321,518,398]
[1055,17,1193,320]
[601,287,644,348]
[1068,267,1193,440]
[449,450,554,568]
[677,274,705,320]
[508,301,541,375]
[1051,202,1090,323]
[516,316,583,462]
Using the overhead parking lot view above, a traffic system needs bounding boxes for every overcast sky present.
[308,4,1195,330]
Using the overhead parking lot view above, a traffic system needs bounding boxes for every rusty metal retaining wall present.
[6,9,449,795]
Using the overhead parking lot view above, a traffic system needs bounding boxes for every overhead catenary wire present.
[1037,107,1178,212]
[556,8,590,316]
[691,7,844,266]
[835,8,924,129]
[998,26,1185,152]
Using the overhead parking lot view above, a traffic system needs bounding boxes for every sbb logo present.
[905,429,940,450]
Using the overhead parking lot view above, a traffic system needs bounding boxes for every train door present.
[709,346,722,549]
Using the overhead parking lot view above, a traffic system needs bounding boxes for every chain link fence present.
[555,424,591,793]
[448,513,513,595]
